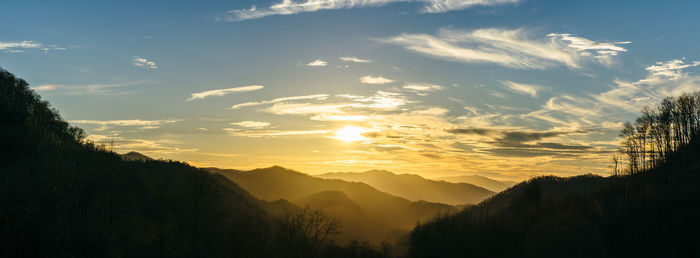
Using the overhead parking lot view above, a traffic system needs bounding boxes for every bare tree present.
[277,207,341,255]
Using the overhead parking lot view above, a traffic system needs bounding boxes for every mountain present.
[206,166,455,244]
[409,153,700,257]
[0,69,390,258]
[318,170,495,205]
[408,90,700,257]
[433,174,516,192]
[120,151,153,161]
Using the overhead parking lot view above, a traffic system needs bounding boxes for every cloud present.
[501,80,542,97]
[447,127,597,157]
[188,85,264,101]
[421,0,521,13]
[230,121,271,128]
[594,59,700,112]
[403,83,443,93]
[86,134,196,155]
[0,41,42,53]
[225,128,331,137]
[267,103,357,116]
[339,56,372,63]
[336,91,409,109]
[223,0,521,22]
[33,80,154,95]
[446,128,491,135]
[0,40,66,53]
[231,94,329,109]
[261,91,408,121]
[307,59,328,67]
[70,119,178,131]
[132,56,158,69]
[548,33,631,66]
[360,75,395,85]
[381,28,629,69]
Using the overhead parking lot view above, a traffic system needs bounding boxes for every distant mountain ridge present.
[433,174,516,192]
[204,166,455,244]
[120,151,153,161]
[318,170,495,205]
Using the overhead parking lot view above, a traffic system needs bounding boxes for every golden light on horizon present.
[334,126,368,142]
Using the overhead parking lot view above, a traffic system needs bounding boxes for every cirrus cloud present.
[381,28,629,70]
[223,0,521,22]
[188,85,264,101]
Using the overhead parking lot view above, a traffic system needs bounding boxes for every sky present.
[2,0,700,181]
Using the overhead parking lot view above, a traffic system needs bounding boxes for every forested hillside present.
[408,93,700,258]
[0,69,389,257]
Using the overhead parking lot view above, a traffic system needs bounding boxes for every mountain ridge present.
[318,170,495,205]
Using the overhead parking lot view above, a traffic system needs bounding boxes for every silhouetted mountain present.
[205,166,455,244]
[433,174,517,192]
[120,151,153,161]
[318,170,495,205]
[0,69,390,258]
[410,134,700,257]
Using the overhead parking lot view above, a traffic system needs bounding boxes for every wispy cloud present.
[381,28,629,69]
[501,80,542,97]
[339,56,372,63]
[421,0,521,13]
[86,134,197,155]
[33,80,154,95]
[230,121,271,128]
[188,85,264,101]
[336,91,409,109]
[307,59,328,67]
[595,59,700,112]
[132,56,158,69]
[70,119,178,131]
[263,91,408,120]
[0,40,66,53]
[403,83,443,93]
[231,94,329,109]
[225,128,331,137]
[223,0,521,22]
[360,75,395,85]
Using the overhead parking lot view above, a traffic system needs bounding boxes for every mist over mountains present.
[433,175,516,192]
[204,166,462,244]
[318,170,495,205]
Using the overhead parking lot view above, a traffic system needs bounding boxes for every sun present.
[334,126,368,142]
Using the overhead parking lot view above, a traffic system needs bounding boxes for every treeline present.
[0,69,390,257]
[615,92,700,174]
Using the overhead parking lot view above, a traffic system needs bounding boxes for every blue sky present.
[2,0,700,180]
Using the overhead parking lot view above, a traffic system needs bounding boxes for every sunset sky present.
[3,0,700,180]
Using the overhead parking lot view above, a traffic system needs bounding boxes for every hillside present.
[318,170,494,205]
[433,175,516,192]
[0,69,389,258]
[409,93,700,258]
[206,166,456,244]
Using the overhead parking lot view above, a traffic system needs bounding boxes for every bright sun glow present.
[334,126,368,142]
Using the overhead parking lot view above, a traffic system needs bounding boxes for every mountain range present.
[205,166,457,244]
[433,175,516,192]
[318,170,494,205]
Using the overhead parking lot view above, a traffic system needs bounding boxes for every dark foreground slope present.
[0,69,389,258]
[409,144,700,257]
